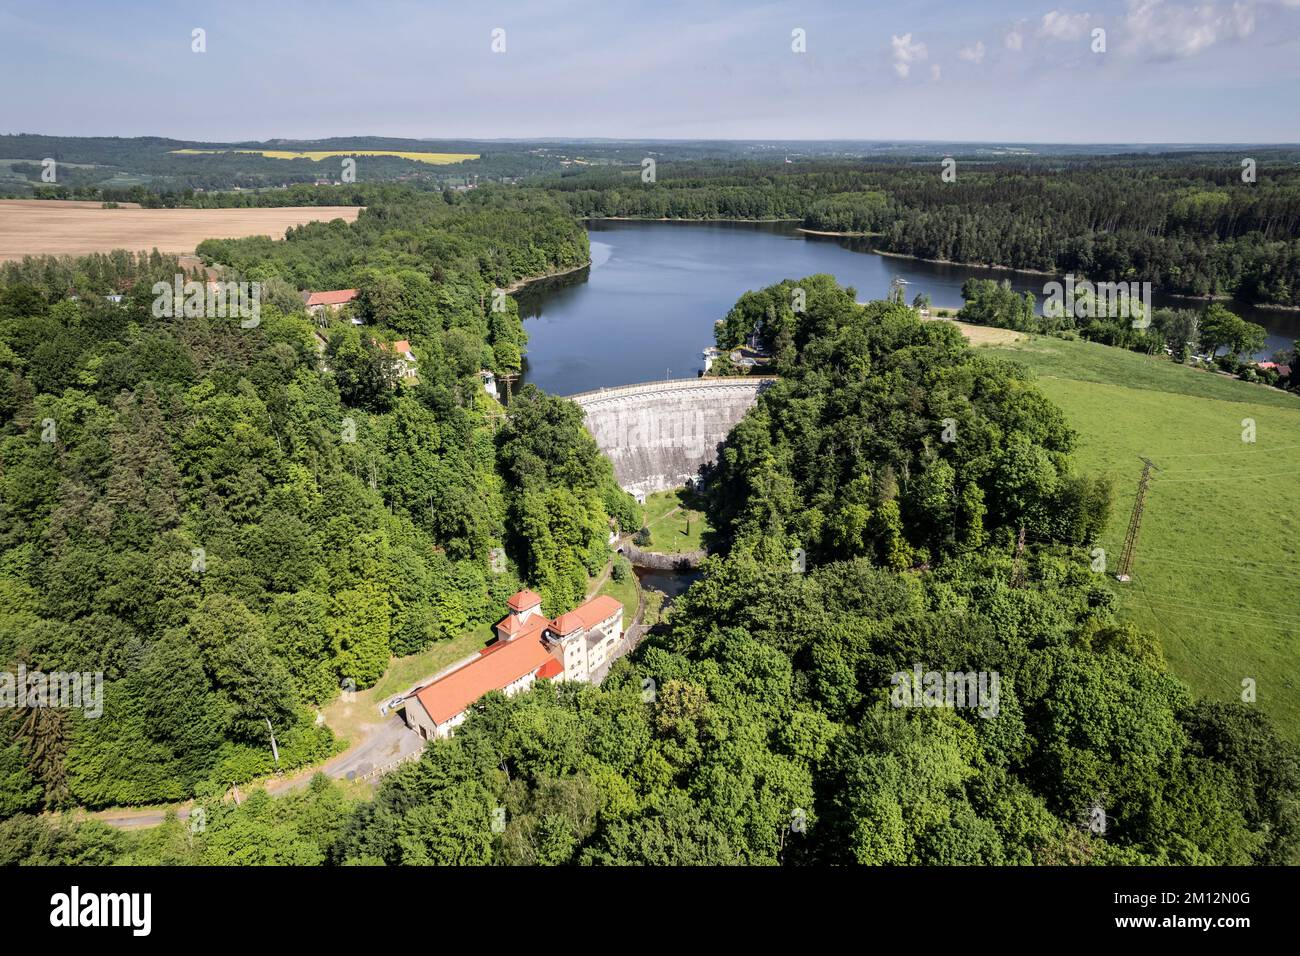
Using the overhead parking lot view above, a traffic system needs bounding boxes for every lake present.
[515,219,1300,395]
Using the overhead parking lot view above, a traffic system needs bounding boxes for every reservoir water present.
[515,219,1300,395]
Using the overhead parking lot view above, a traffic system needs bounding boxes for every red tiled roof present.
[496,611,545,642]
[304,289,359,307]
[507,589,543,611]
[548,595,622,636]
[574,595,622,629]
[412,592,623,727]
[550,611,586,636]
[412,636,557,725]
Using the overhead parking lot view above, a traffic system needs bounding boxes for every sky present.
[2,0,1299,143]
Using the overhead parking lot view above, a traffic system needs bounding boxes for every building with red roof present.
[401,589,626,740]
[303,288,359,309]
[302,288,360,324]
[378,339,419,381]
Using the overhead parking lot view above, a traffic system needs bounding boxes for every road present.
[80,702,427,830]
[80,558,644,830]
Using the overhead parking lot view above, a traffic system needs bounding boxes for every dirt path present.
[586,558,614,600]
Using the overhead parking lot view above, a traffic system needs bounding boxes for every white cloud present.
[1122,0,1256,59]
[890,32,928,78]
[930,63,942,80]
[1039,10,1094,39]
[1005,27,1024,50]
[958,40,987,62]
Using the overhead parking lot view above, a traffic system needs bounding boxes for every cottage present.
[302,288,360,324]
[380,339,419,380]
[401,590,624,740]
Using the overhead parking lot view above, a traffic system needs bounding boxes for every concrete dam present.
[567,377,778,497]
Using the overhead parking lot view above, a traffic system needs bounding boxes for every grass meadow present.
[987,332,1300,737]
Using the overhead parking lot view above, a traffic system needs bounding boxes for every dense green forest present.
[0,188,638,813]
[706,276,1113,567]
[12,137,1300,307]
[541,158,1300,306]
[6,276,1296,865]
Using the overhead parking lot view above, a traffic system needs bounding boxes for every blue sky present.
[3,0,1298,142]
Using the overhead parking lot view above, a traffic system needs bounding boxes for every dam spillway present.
[566,377,777,497]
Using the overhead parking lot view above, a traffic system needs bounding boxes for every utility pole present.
[1116,457,1159,582]
[1010,525,1027,588]
[500,371,517,403]
[265,718,280,767]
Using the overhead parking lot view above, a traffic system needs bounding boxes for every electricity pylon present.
[1116,457,1159,582]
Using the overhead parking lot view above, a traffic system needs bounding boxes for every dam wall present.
[567,377,777,496]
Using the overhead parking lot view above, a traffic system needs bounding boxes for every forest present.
[541,157,1300,307]
[4,274,1296,866]
[0,134,566,197]
[14,140,1300,307]
[0,187,637,813]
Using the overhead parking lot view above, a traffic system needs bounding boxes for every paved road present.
[82,561,646,830]
[309,708,425,784]
[82,705,427,830]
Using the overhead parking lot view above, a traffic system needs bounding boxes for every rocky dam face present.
[567,377,777,497]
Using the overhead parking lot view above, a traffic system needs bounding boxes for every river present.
[514,219,1300,395]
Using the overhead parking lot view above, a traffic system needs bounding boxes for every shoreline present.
[797,227,879,238]
[832,244,1300,314]
[502,259,592,294]
[578,217,1300,313]
[584,216,802,224]
[850,244,1300,314]
[871,246,1061,278]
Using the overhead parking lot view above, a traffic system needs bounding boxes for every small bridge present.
[567,377,777,497]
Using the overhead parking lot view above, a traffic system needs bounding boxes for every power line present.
[1120,589,1293,618]
[1134,555,1300,583]
[1154,442,1300,459]
[1154,471,1298,483]
[1121,585,1297,622]
[1116,457,1158,583]
[1125,600,1296,634]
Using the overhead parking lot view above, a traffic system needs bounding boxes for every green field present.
[597,563,641,622]
[989,333,1300,737]
[640,489,709,553]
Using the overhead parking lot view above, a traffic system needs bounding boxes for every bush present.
[633,527,652,547]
